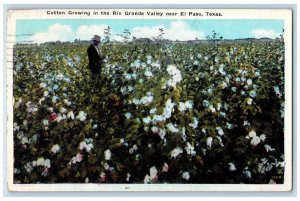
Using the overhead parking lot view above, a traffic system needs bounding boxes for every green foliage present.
[13,40,285,184]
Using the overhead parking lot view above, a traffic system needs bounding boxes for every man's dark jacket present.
[87,44,104,74]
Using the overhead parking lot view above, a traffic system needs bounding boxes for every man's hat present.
[91,34,101,42]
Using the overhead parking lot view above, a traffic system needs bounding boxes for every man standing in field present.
[87,34,105,76]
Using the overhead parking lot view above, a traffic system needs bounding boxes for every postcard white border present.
[6,8,293,192]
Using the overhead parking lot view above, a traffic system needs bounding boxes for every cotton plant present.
[13,40,285,184]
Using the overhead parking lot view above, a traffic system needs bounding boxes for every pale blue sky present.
[16,19,284,43]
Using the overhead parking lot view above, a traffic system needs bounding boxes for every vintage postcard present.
[6,8,292,191]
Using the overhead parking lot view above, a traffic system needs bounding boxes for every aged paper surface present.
[6,8,292,191]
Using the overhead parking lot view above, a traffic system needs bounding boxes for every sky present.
[16,19,284,43]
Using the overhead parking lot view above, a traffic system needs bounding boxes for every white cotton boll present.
[67,111,75,120]
[185,101,193,109]
[182,172,190,181]
[109,167,115,172]
[17,131,24,139]
[158,129,166,140]
[248,130,256,138]
[93,124,98,129]
[143,116,151,124]
[52,96,58,103]
[244,120,250,126]
[185,142,196,156]
[23,120,28,127]
[132,98,140,105]
[85,177,89,183]
[104,149,111,160]
[39,97,45,105]
[217,103,222,111]
[144,174,151,184]
[209,105,216,113]
[247,79,253,85]
[189,117,198,129]
[125,112,132,119]
[53,85,59,90]
[220,112,226,117]
[126,173,131,182]
[39,82,47,88]
[50,144,60,154]
[56,73,62,80]
[243,170,252,178]
[44,159,51,168]
[264,144,276,152]
[150,108,157,114]
[55,114,63,123]
[21,137,29,144]
[43,91,49,97]
[193,60,199,65]
[127,86,134,92]
[76,111,87,122]
[79,141,86,150]
[36,157,45,166]
[141,95,153,105]
[216,127,224,136]
[144,70,153,77]
[260,134,266,142]
[250,136,261,146]
[167,65,177,75]
[152,115,163,123]
[167,79,177,87]
[170,147,183,158]
[273,86,281,97]
[162,163,169,173]
[151,126,159,133]
[149,166,158,180]
[85,143,93,152]
[228,163,237,171]
[231,87,237,92]
[146,91,153,96]
[125,73,131,80]
[203,100,209,107]
[178,102,186,112]
[104,163,110,170]
[131,73,137,80]
[166,123,179,133]
[206,137,213,149]
[249,90,257,98]
[25,162,33,173]
[247,98,253,105]
[120,87,126,94]
[59,107,67,113]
